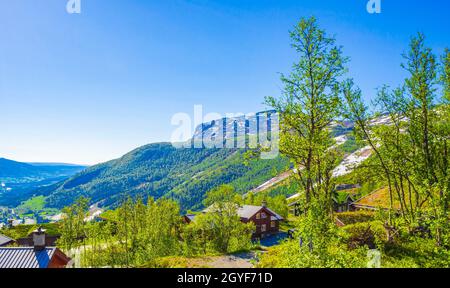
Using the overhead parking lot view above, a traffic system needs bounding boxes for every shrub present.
[335,211,375,225]
[342,221,386,249]
[257,239,368,268]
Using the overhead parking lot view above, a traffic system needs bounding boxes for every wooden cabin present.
[184,202,284,239]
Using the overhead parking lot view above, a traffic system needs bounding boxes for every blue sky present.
[0,0,449,165]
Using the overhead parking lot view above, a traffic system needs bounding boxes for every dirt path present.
[205,252,257,268]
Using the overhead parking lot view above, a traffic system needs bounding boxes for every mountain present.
[0,158,86,206]
[18,112,358,213]
[36,143,289,212]
[0,158,86,181]
[27,112,291,212]
[37,143,289,209]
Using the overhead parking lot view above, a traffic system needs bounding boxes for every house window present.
[271,221,276,228]
[261,224,267,232]
[256,213,261,220]
[261,212,267,219]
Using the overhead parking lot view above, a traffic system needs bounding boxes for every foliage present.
[58,188,254,267]
[0,223,61,239]
[266,16,347,212]
[335,211,375,225]
[257,231,368,268]
[342,221,386,249]
[32,144,289,213]
[59,197,89,251]
[343,33,450,246]
[382,236,450,268]
[183,185,254,255]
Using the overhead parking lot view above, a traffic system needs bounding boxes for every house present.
[235,203,284,238]
[16,234,60,247]
[184,202,284,239]
[0,227,72,268]
[333,194,357,213]
[288,200,302,216]
[0,234,15,247]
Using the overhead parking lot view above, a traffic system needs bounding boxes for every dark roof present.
[238,205,283,221]
[0,234,14,247]
[185,214,196,222]
[0,247,57,268]
[203,204,283,221]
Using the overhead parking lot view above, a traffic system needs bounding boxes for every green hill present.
[0,158,86,207]
[35,143,290,212]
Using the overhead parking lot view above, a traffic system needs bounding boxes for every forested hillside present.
[35,143,290,211]
[0,158,85,181]
[0,159,86,207]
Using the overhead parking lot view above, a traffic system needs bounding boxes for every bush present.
[382,237,450,268]
[342,221,386,249]
[335,211,375,225]
[257,239,368,268]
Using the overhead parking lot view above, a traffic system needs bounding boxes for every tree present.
[266,17,347,212]
[59,197,89,251]
[115,197,182,266]
[343,33,450,245]
[196,185,254,253]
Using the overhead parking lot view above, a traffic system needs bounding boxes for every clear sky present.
[0,0,449,165]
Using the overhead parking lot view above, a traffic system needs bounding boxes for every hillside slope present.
[38,143,289,211]
[0,158,86,207]
[0,158,86,181]
[22,113,360,212]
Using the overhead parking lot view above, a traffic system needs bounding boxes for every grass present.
[0,222,61,239]
[17,195,46,212]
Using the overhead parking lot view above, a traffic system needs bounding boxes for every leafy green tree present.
[59,197,89,251]
[115,197,182,266]
[343,33,450,246]
[442,48,450,102]
[265,17,347,212]
[195,185,254,253]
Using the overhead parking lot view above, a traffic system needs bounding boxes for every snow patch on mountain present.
[332,146,373,177]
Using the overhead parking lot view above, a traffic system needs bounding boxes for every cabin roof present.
[203,204,283,221]
[351,187,399,210]
[185,214,196,222]
[0,234,14,247]
[238,205,283,221]
[0,247,58,268]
